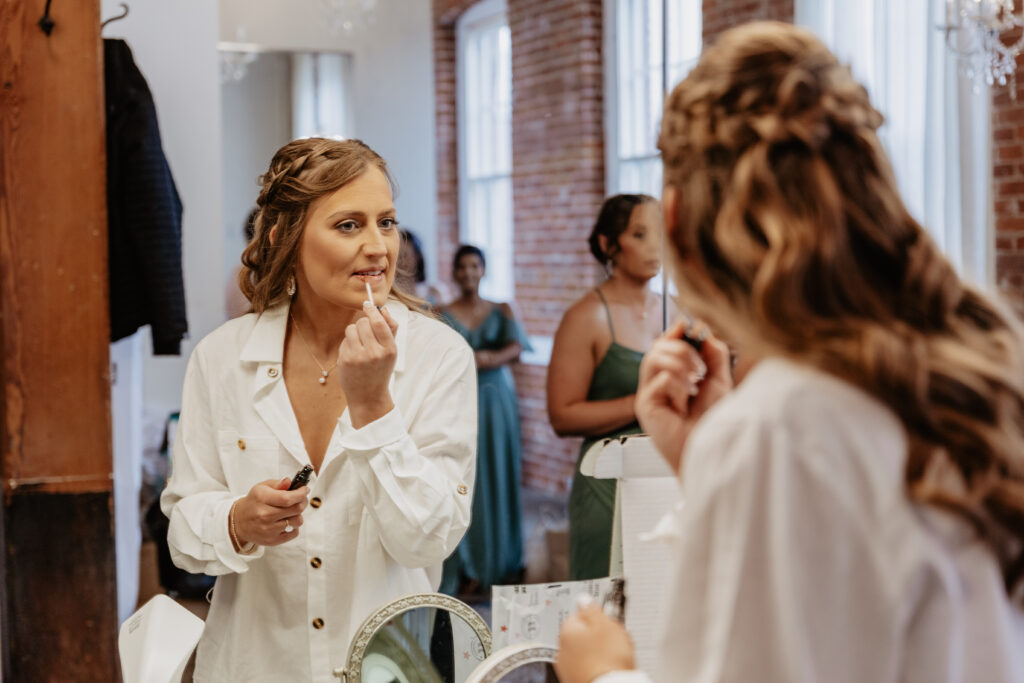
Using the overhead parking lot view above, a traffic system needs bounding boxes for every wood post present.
[0,0,118,679]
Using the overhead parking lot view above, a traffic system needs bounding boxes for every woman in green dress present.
[440,245,530,594]
[547,195,662,580]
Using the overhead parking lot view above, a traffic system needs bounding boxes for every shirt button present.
[457,484,468,495]
[310,497,322,508]
[310,557,322,569]
[312,617,325,629]
[237,439,246,450]
[268,367,279,378]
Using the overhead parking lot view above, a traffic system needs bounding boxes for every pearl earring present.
[286,275,296,297]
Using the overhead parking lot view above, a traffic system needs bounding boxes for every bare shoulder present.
[496,301,516,319]
[559,291,606,331]
[553,291,611,357]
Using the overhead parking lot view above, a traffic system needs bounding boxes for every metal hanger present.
[102,3,130,30]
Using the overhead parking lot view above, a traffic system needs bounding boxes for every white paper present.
[579,437,623,479]
[583,435,685,672]
[490,579,617,650]
[118,594,204,683]
[620,478,683,672]
[452,608,487,681]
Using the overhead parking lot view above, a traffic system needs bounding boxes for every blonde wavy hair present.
[659,22,1024,601]
[240,137,427,314]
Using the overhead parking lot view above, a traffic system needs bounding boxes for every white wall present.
[102,0,224,417]
[221,52,293,279]
[102,0,222,621]
[219,0,441,284]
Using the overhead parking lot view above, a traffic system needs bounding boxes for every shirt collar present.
[239,299,410,374]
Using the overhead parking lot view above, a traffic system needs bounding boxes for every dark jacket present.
[104,39,188,354]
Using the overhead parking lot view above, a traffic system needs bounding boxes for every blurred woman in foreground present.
[557,21,1024,683]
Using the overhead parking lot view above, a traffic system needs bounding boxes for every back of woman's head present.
[240,137,424,313]
[658,21,1024,601]
[589,194,657,266]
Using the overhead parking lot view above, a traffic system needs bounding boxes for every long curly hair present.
[658,22,1024,602]
[239,137,426,313]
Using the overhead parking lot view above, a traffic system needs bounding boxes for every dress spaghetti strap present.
[595,287,617,342]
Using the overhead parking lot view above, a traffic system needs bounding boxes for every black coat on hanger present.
[104,39,188,355]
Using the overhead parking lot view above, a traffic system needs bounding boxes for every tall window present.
[458,0,514,300]
[607,0,702,196]
[796,0,992,285]
[291,52,354,140]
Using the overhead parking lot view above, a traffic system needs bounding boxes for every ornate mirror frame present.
[465,643,558,683]
[333,592,493,682]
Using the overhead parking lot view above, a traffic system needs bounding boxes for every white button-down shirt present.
[161,301,477,682]
[599,357,1024,683]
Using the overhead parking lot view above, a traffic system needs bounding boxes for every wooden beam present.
[0,0,118,679]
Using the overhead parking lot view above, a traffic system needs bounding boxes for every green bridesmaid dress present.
[568,290,643,580]
[439,306,531,593]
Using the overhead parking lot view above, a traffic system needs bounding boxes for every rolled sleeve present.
[340,339,477,569]
[162,347,265,576]
[337,405,406,452]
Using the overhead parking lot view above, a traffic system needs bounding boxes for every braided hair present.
[238,138,423,314]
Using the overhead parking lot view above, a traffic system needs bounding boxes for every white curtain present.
[457,0,514,301]
[796,0,993,287]
[291,52,354,141]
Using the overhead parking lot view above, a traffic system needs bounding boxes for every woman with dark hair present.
[547,193,661,580]
[439,244,530,595]
[396,228,445,307]
[161,138,477,680]
[557,22,1024,682]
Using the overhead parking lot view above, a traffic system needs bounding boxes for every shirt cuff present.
[338,405,406,452]
[593,671,651,683]
[209,495,265,572]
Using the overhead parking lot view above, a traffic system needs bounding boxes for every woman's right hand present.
[636,320,733,473]
[232,478,309,547]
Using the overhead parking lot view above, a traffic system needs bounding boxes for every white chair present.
[118,594,204,683]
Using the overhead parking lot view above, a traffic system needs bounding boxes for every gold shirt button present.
[457,484,468,496]
[310,497,322,508]
[237,439,246,450]
[310,557,322,569]
[312,617,325,629]
[267,367,279,378]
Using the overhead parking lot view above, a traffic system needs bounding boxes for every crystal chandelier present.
[219,51,260,84]
[319,0,379,35]
[942,0,1024,97]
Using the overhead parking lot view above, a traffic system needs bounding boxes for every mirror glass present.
[360,606,488,683]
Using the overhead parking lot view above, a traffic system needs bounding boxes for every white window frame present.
[796,0,992,286]
[291,52,354,141]
[604,0,702,197]
[456,0,514,301]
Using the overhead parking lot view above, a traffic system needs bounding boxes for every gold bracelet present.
[229,500,257,555]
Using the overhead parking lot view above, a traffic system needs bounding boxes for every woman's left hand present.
[555,602,636,683]
[636,319,733,473]
[339,302,400,428]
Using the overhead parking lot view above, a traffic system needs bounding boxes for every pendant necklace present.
[290,313,334,385]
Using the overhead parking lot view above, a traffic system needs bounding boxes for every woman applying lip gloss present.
[161,138,478,682]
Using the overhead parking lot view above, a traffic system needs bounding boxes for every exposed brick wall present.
[433,0,802,494]
[433,0,478,289]
[702,0,794,42]
[508,0,606,493]
[993,45,1024,311]
[432,0,604,494]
